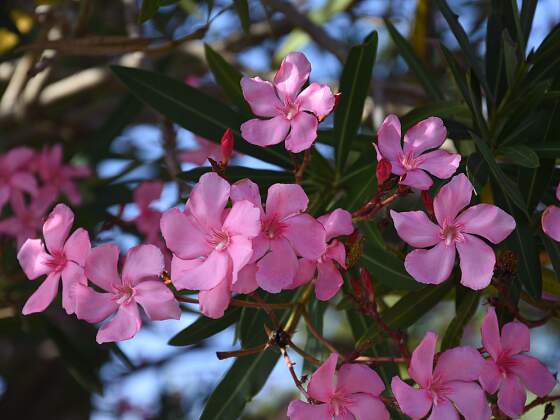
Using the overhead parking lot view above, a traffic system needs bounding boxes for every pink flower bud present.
[220,128,234,166]
[421,190,434,217]
[376,158,392,186]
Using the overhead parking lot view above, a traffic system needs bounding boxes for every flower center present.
[283,100,299,121]
[262,216,286,240]
[399,151,417,170]
[115,284,135,305]
[440,221,464,246]
[208,229,230,251]
[428,376,452,404]
[45,250,68,273]
[328,393,349,417]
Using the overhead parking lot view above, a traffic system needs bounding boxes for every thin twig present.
[175,295,294,310]
[301,308,339,355]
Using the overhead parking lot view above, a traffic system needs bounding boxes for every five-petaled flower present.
[288,353,390,420]
[240,52,335,153]
[541,182,560,242]
[391,173,516,289]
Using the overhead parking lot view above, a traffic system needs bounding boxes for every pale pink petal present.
[134,181,163,208]
[43,204,74,253]
[274,52,311,102]
[297,83,335,120]
[318,209,354,241]
[315,260,343,301]
[0,186,9,210]
[22,272,60,315]
[5,147,34,170]
[85,244,121,292]
[240,76,283,117]
[479,359,503,394]
[542,205,560,241]
[456,234,495,290]
[433,174,473,226]
[307,353,337,401]
[122,244,164,285]
[10,172,38,195]
[283,214,326,260]
[403,117,447,155]
[289,259,316,289]
[376,114,403,164]
[346,394,389,420]
[284,111,319,153]
[188,172,230,229]
[409,331,437,387]
[179,149,212,165]
[256,238,297,292]
[510,355,557,397]
[241,116,290,147]
[400,168,434,190]
[222,200,261,237]
[501,321,530,355]
[481,307,502,360]
[170,256,201,288]
[456,204,516,244]
[497,375,526,419]
[426,400,460,420]
[266,183,309,219]
[433,346,485,382]
[134,280,180,320]
[404,242,456,285]
[173,250,230,291]
[96,302,142,343]
[230,179,263,210]
[161,209,212,259]
[249,234,269,263]
[325,240,346,267]
[287,400,330,420]
[390,210,441,248]
[391,376,432,420]
[227,235,253,283]
[232,263,258,294]
[337,363,385,396]
[60,262,87,314]
[198,277,231,318]
[74,284,118,323]
[17,238,50,279]
[63,228,91,266]
[416,150,461,179]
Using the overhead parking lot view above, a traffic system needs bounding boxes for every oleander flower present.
[132,181,164,244]
[0,147,37,212]
[542,182,560,241]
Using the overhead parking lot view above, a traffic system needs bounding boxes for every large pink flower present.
[293,209,354,300]
[391,174,516,289]
[479,308,556,418]
[230,178,326,293]
[391,332,490,420]
[375,114,461,190]
[132,181,163,244]
[160,173,261,318]
[75,244,180,343]
[240,52,335,153]
[0,147,38,211]
[542,182,560,241]
[288,353,389,420]
[17,204,91,315]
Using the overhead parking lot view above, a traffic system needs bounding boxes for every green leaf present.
[502,31,519,88]
[441,289,480,350]
[168,308,241,346]
[541,232,560,282]
[180,166,293,189]
[110,66,292,169]
[466,152,489,192]
[302,299,328,374]
[140,0,161,23]
[400,102,465,131]
[334,31,378,175]
[499,145,539,168]
[233,0,250,34]
[337,149,377,212]
[532,144,560,158]
[520,0,538,46]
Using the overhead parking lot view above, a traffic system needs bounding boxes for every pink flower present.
[161,173,261,318]
[390,174,516,289]
[0,147,38,211]
[541,182,560,241]
[240,52,335,153]
[288,353,389,420]
[375,114,461,190]
[179,136,224,166]
[479,307,557,418]
[391,332,490,420]
[75,244,180,343]
[230,178,326,293]
[132,181,163,244]
[17,204,90,315]
[293,209,354,300]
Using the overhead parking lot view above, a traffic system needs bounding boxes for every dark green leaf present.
[441,289,480,350]
[400,102,466,132]
[168,308,241,346]
[499,145,539,168]
[140,0,160,23]
[233,0,250,34]
[520,0,537,46]
[542,232,560,282]
[502,31,519,88]
[302,299,328,374]
[466,152,489,192]
[180,166,293,189]
[337,149,377,212]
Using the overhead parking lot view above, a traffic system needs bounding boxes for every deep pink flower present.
[391,332,490,420]
[17,203,90,315]
[288,353,389,420]
[391,174,516,289]
[132,181,163,244]
[541,182,560,241]
[479,308,556,418]
[75,244,180,343]
[375,114,461,190]
[240,52,335,153]
[293,209,354,300]
[0,147,38,211]
[160,173,261,318]
[230,178,326,293]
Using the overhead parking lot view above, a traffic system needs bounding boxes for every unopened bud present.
[376,159,392,186]
[350,276,363,301]
[421,190,434,217]
[333,92,342,111]
[359,267,375,303]
[220,128,234,166]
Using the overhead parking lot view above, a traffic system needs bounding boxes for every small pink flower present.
[179,136,224,166]
[293,209,354,300]
[75,244,180,343]
[479,307,557,418]
[541,182,560,241]
[161,173,261,318]
[391,174,516,289]
[375,114,461,190]
[288,353,389,420]
[0,147,38,211]
[240,52,335,153]
[17,203,91,315]
[230,178,326,293]
[391,332,490,420]
[132,181,163,244]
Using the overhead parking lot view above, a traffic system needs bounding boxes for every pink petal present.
[391,376,432,420]
[133,181,163,208]
[297,83,335,120]
[434,174,473,226]
[501,321,530,355]
[307,353,337,401]
[43,203,74,253]
[5,146,34,170]
[409,331,437,387]
[85,244,121,292]
[266,183,309,219]
[17,238,50,279]
[556,182,560,201]
[230,179,263,209]
[456,204,516,244]
[188,172,230,230]
[0,186,9,210]
[284,111,319,153]
[497,375,526,419]
[542,205,560,241]
[404,241,456,285]
[174,250,230,291]
[249,234,269,263]
[179,149,212,165]
[63,228,91,266]
[274,52,311,102]
[287,400,330,420]
[222,200,261,238]
[198,277,231,318]
[510,355,557,397]
[403,117,447,155]
[22,272,60,315]
[241,116,290,147]
[390,210,441,248]
[283,214,326,260]
[256,237,297,292]
[426,400,460,420]
[336,363,385,396]
[122,244,164,285]
[433,346,485,382]
[416,149,461,179]
[400,168,434,190]
[315,260,343,301]
[240,76,283,117]
[318,208,354,241]
[456,233,495,290]
[227,235,253,283]
[170,256,202,289]
[161,209,212,259]
[96,302,142,343]
[346,394,389,420]
[232,263,258,294]
[325,240,346,267]
[479,359,503,394]
[61,262,87,314]
[74,284,118,323]
[10,172,38,195]
[376,114,403,164]
[481,307,502,360]
[134,280,180,320]
[289,259,316,289]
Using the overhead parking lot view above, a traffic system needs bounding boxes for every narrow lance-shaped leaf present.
[233,0,250,34]
[441,288,480,350]
[168,307,241,346]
